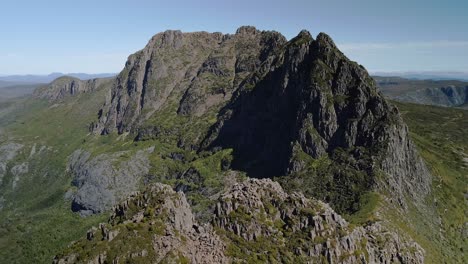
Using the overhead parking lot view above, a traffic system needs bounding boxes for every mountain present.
[0,27,465,263]
[33,76,113,102]
[374,76,468,108]
[372,71,468,81]
[0,73,116,84]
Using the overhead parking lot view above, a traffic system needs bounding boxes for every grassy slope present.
[385,102,467,263]
[0,90,109,263]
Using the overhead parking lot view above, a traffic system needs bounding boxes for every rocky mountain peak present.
[91,27,288,134]
[149,29,185,49]
[316,32,337,47]
[235,25,259,35]
[88,27,431,215]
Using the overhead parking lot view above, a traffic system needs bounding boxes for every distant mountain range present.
[371,71,468,81]
[374,76,468,108]
[0,72,116,83]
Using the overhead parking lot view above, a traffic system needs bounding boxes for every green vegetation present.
[278,144,376,215]
[0,88,109,263]
[344,192,381,225]
[383,101,468,263]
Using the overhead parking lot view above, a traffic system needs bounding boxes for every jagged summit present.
[91,26,287,134]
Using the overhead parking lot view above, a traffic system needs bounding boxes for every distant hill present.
[372,71,468,81]
[0,72,116,83]
[374,76,468,108]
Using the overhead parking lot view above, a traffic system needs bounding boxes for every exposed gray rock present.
[68,148,153,215]
[55,179,424,264]
[0,142,23,185]
[10,162,28,190]
[54,183,228,264]
[214,179,425,263]
[201,30,431,211]
[92,26,286,135]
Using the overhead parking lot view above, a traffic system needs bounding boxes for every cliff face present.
[86,28,430,213]
[68,148,154,216]
[91,26,286,134]
[201,30,431,211]
[33,76,112,101]
[54,180,424,264]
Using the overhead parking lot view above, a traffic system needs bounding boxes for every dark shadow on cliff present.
[201,42,314,178]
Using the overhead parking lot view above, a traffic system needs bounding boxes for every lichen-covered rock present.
[214,179,425,263]
[55,180,424,264]
[54,183,228,264]
[92,26,286,135]
[68,148,153,215]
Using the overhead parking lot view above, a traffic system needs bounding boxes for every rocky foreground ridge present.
[54,179,424,264]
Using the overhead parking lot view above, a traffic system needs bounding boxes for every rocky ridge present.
[33,76,112,101]
[91,26,287,135]
[54,183,228,264]
[54,179,424,263]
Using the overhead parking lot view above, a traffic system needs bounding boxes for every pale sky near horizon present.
[1,0,467,75]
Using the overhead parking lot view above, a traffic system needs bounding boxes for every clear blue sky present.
[1,0,467,74]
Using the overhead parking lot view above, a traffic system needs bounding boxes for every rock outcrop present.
[0,142,23,186]
[54,183,228,264]
[215,179,424,263]
[33,76,112,101]
[54,179,424,264]
[68,148,153,215]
